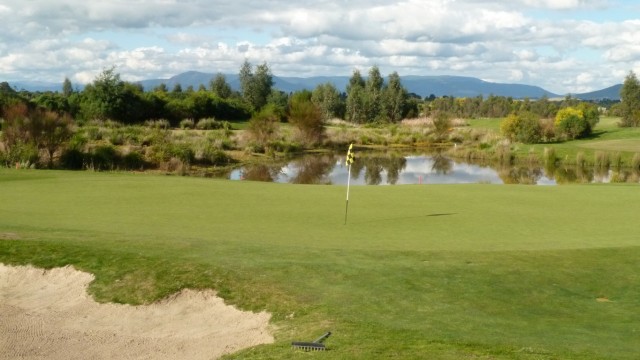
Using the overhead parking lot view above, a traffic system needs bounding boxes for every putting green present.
[2,169,640,359]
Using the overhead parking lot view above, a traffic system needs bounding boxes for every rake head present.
[292,331,331,351]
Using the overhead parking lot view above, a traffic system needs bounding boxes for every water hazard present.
[210,152,637,185]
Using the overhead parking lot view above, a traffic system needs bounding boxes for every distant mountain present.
[139,72,559,99]
[573,84,622,101]
[5,71,622,100]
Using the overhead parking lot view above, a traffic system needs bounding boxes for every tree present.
[1,103,73,167]
[431,111,453,142]
[619,71,640,127]
[311,82,344,120]
[345,69,366,123]
[364,66,384,122]
[382,72,407,122]
[209,73,232,99]
[288,90,324,146]
[62,77,73,97]
[239,60,273,112]
[35,110,73,167]
[80,67,126,121]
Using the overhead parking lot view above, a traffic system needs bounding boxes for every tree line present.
[1,61,639,168]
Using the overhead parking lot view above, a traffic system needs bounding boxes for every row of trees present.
[5,64,637,130]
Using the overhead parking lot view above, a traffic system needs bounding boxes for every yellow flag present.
[345,143,354,166]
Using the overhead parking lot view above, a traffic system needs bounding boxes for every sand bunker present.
[0,263,273,360]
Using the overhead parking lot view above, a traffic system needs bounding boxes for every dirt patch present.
[0,263,273,360]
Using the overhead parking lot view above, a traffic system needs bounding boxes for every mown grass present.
[1,169,639,359]
[466,116,640,168]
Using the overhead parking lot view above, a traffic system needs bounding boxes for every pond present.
[210,152,638,185]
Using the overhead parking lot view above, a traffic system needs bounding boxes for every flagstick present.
[344,163,352,225]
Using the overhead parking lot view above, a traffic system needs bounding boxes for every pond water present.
[211,152,638,185]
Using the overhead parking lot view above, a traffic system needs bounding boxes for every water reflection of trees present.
[290,154,335,184]
[241,164,282,182]
[351,154,407,185]
[235,151,640,185]
[431,152,453,175]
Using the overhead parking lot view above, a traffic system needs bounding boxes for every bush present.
[145,119,170,129]
[555,107,590,140]
[59,148,86,170]
[90,145,119,170]
[2,142,39,167]
[199,147,233,166]
[196,118,222,130]
[500,112,542,143]
[121,151,146,170]
[179,118,195,129]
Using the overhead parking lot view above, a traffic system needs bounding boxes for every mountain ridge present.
[6,71,623,100]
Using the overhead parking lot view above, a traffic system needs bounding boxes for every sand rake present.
[292,331,332,351]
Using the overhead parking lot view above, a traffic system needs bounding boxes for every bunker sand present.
[0,264,273,360]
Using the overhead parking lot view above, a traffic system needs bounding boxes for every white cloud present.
[0,0,637,93]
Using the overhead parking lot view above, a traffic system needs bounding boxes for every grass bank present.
[1,169,639,359]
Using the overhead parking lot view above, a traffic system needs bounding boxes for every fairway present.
[1,169,640,359]
[578,139,640,153]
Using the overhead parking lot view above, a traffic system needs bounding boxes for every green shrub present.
[500,112,542,144]
[59,148,86,170]
[145,119,170,129]
[196,118,222,130]
[199,147,233,166]
[555,107,590,140]
[90,145,119,171]
[179,118,195,129]
[121,151,146,170]
[2,142,39,167]
[170,143,195,164]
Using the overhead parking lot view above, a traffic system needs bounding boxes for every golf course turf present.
[1,168,639,359]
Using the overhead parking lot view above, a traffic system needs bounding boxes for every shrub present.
[2,141,39,167]
[555,107,590,140]
[179,118,195,129]
[145,119,170,129]
[196,118,222,130]
[500,112,542,144]
[121,151,146,170]
[59,148,86,170]
[247,105,280,150]
[170,143,195,164]
[199,147,233,166]
[90,145,119,170]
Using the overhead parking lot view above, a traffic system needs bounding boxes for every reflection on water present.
[226,152,640,185]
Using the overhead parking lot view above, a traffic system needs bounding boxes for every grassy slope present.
[468,116,640,165]
[1,169,639,359]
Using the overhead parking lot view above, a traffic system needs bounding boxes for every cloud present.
[0,0,637,93]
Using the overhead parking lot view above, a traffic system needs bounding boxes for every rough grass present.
[1,169,640,359]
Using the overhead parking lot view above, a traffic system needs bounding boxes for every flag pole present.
[344,163,352,225]
[344,143,354,225]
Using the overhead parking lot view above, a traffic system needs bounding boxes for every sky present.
[1,0,639,94]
